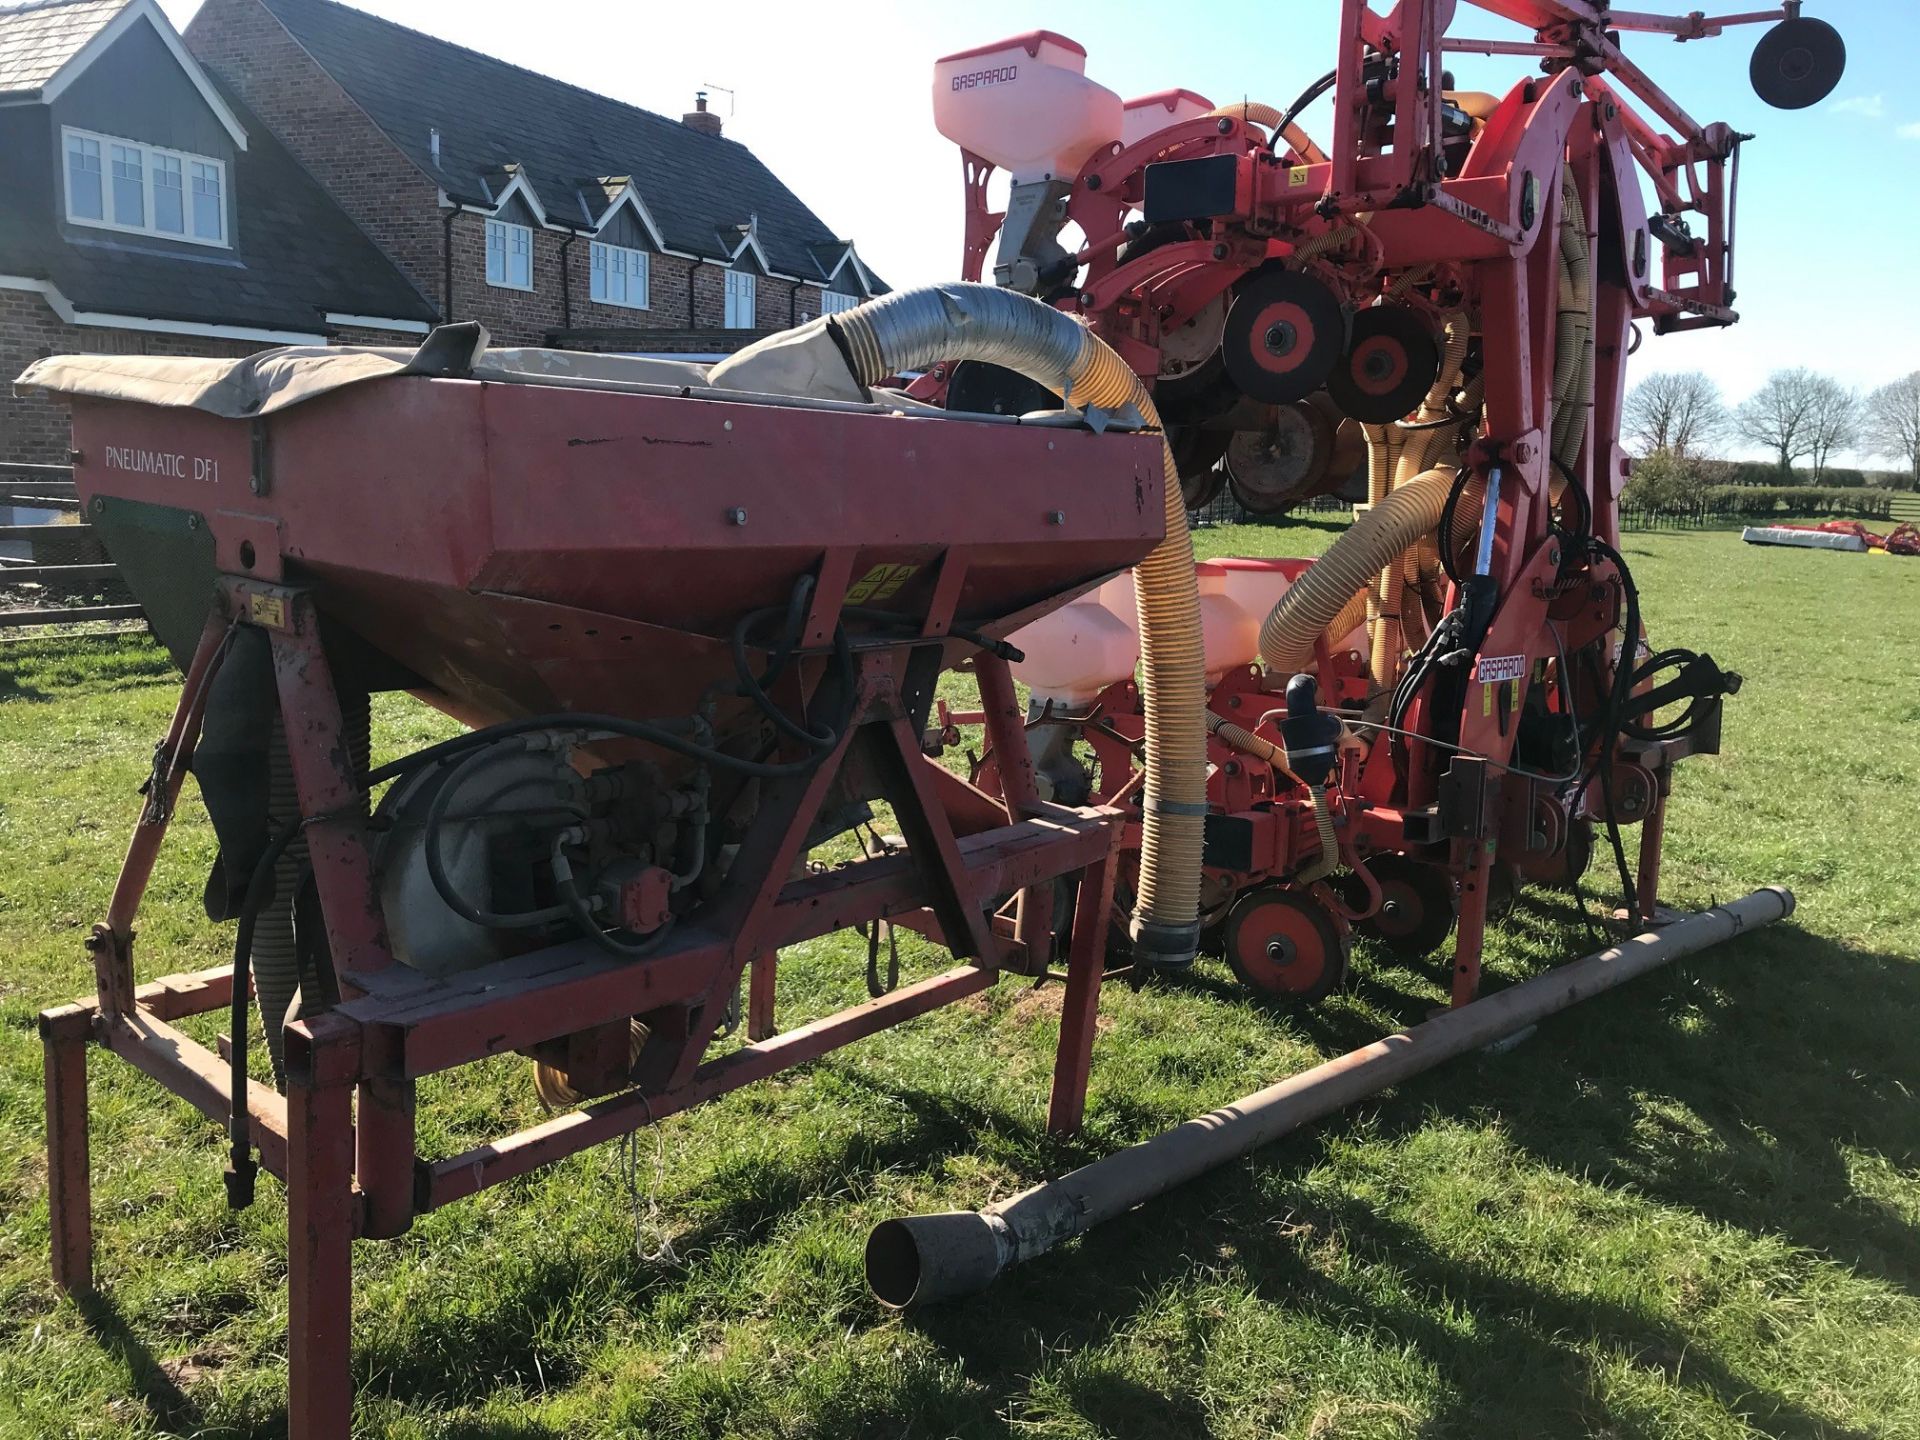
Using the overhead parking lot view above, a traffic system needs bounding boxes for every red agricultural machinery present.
[20,1,1833,1430]
[919,0,1840,1011]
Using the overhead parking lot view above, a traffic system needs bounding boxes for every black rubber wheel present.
[1222,886,1349,1003]
[1327,306,1442,423]
[1750,16,1844,111]
[1352,854,1458,959]
[1221,268,1348,404]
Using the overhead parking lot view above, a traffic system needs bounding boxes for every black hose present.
[1268,69,1339,155]
[422,741,579,930]
[224,820,302,1210]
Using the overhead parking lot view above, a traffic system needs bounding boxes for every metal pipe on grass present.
[867,886,1795,1308]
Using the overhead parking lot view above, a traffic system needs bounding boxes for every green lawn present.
[2,522,1918,1438]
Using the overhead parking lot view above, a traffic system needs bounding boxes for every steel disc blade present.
[1222,269,1348,404]
[1224,401,1333,514]
[1327,306,1442,424]
[1750,16,1844,110]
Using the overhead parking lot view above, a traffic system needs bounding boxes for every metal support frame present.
[40,583,1125,1439]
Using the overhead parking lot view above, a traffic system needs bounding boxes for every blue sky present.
[163,0,1915,460]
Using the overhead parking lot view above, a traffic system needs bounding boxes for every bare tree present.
[1623,371,1725,457]
[1736,368,1822,474]
[1805,376,1860,480]
[1863,371,1920,490]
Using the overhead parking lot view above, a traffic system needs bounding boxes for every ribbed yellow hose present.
[1295,787,1339,883]
[826,285,1207,962]
[1553,171,1593,474]
[1205,710,1299,784]
[1260,468,1459,675]
[1207,101,1326,164]
[1323,587,1370,649]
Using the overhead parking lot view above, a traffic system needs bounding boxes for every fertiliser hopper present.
[20,302,1217,1436]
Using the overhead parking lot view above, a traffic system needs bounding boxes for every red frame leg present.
[1451,843,1492,1008]
[285,1018,357,1440]
[1048,852,1116,1135]
[41,1007,94,1294]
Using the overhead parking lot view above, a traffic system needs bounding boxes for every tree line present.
[1624,367,1920,489]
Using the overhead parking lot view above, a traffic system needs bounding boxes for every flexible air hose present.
[1295,787,1339,883]
[253,691,368,1088]
[1552,171,1593,475]
[1206,102,1327,165]
[253,714,302,1087]
[1204,709,1298,782]
[1323,587,1370,650]
[833,284,1206,962]
[1260,467,1459,676]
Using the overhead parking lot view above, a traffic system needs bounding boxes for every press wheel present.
[1353,854,1458,958]
[1222,886,1348,1003]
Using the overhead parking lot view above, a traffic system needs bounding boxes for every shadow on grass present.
[62,900,1917,1436]
[894,912,1918,1437]
[0,633,174,704]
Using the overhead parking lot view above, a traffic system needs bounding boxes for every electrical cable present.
[1268,69,1339,155]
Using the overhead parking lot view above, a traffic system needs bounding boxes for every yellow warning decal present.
[845,562,920,604]
[1289,165,1311,187]
[248,592,286,629]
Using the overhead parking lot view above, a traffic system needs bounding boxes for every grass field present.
[2,520,1918,1438]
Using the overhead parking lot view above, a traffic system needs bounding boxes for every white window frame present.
[724,267,757,329]
[589,240,650,311]
[485,218,534,291]
[61,125,228,248]
[818,290,860,315]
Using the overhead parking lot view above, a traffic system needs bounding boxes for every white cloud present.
[1835,94,1885,117]
[1900,122,1920,140]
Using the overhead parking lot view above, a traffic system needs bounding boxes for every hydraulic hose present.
[832,284,1207,963]
[1259,467,1459,676]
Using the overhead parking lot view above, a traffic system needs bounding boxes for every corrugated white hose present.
[834,284,1207,962]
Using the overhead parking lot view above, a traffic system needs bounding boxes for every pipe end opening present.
[865,1211,1003,1309]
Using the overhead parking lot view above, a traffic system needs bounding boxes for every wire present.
[1320,707,1585,785]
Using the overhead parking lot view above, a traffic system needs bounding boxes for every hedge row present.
[1697,459,1873,489]
[1693,486,1893,518]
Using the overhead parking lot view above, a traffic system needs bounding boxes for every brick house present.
[1,0,883,466]
[0,0,437,465]
[183,0,885,355]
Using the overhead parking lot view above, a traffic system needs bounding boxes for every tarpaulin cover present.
[14,322,716,419]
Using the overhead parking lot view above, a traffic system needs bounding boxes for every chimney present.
[682,91,723,138]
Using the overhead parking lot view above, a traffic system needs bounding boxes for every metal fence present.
[1621,490,1899,533]
[0,462,143,638]
[1191,486,1349,529]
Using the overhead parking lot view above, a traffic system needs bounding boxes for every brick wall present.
[186,0,445,306]
[447,219,823,348]
[0,289,265,464]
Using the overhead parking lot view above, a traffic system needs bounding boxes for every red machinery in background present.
[928,0,1838,1005]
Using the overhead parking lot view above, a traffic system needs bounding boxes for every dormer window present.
[485,217,533,290]
[63,126,227,247]
[819,291,859,315]
[590,241,649,310]
[724,268,756,329]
